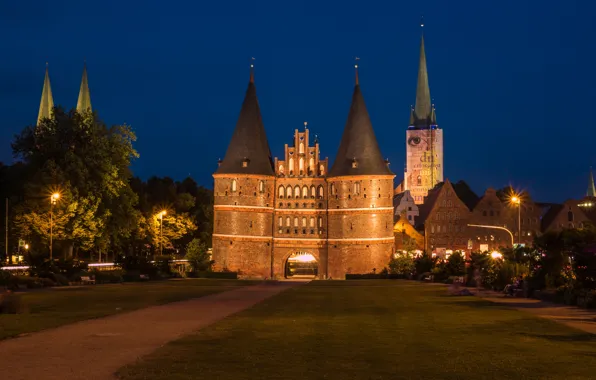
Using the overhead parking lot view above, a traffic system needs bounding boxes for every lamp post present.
[158,210,166,256]
[49,193,60,260]
[511,196,521,247]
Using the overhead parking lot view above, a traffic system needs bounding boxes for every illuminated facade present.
[404,31,443,204]
[212,66,395,279]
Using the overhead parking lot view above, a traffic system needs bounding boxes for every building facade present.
[212,66,395,279]
[393,190,419,225]
[403,31,443,204]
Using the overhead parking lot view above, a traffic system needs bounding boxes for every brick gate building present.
[212,65,395,279]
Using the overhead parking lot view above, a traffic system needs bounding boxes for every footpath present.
[474,289,596,335]
[0,281,303,380]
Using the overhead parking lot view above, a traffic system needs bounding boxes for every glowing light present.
[159,210,167,217]
[287,253,316,263]
[491,251,503,259]
[52,193,60,200]
[511,196,520,204]
[1,266,30,270]
[88,263,115,267]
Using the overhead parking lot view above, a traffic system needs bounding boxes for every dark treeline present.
[0,108,213,263]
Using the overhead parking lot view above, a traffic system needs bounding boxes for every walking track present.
[0,281,303,380]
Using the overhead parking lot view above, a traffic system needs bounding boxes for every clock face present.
[408,136,421,146]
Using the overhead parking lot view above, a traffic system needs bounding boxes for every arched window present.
[431,225,435,233]
[294,186,300,198]
[278,164,284,174]
[302,217,307,227]
[319,165,325,176]
[310,186,316,198]
[286,217,291,226]
[318,217,323,228]
[302,186,308,198]
[278,186,285,198]
[310,217,315,227]
[232,179,237,192]
[299,158,304,173]
[286,185,292,198]
[294,217,299,227]
[318,185,324,198]
[331,184,336,195]
[299,142,304,154]
[278,217,283,227]
[289,158,294,173]
[417,176,422,186]
[259,181,265,193]
[354,182,361,195]
[309,158,315,173]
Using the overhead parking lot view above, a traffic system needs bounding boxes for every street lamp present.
[510,195,521,247]
[158,210,167,255]
[50,192,60,260]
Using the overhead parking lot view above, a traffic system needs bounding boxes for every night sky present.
[1,0,595,203]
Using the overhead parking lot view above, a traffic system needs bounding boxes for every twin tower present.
[37,63,92,124]
[212,31,442,279]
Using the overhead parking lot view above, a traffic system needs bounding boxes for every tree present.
[185,238,214,272]
[445,252,466,276]
[389,252,415,276]
[11,108,139,258]
[414,252,437,276]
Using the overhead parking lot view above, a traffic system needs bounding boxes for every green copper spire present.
[588,167,596,197]
[76,62,92,113]
[37,63,54,125]
[412,19,435,128]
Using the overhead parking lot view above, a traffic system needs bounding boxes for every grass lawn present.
[0,279,257,340]
[118,281,596,380]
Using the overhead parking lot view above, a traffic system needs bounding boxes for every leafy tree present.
[444,251,466,276]
[11,108,139,259]
[414,252,437,276]
[185,238,214,272]
[389,252,415,275]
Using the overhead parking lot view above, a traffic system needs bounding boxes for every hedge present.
[345,273,406,280]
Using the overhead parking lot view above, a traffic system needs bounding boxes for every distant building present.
[393,190,418,225]
[402,29,443,204]
[36,63,92,124]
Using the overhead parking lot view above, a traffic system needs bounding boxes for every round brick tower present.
[212,66,275,278]
[327,66,395,279]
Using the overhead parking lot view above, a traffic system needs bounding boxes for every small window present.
[278,185,285,198]
[294,217,299,227]
[231,179,237,192]
[259,181,265,193]
[408,215,412,220]
[318,217,323,228]
[278,217,283,227]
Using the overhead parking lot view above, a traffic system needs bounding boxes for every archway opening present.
[285,252,318,278]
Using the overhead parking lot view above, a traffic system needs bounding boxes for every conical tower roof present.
[329,66,393,177]
[588,167,596,197]
[215,66,274,176]
[411,31,435,128]
[37,64,54,125]
[76,63,92,113]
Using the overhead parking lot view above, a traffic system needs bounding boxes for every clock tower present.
[404,25,443,204]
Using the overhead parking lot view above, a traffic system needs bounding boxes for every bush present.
[185,239,214,272]
[92,269,124,284]
[0,291,26,314]
[345,273,404,280]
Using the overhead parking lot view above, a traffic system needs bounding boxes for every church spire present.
[215,60,274,176]
[413,19,433,128]
[329,61,393,177]
[588,167,596,197]
[76,62,92,113]
[37,63,54,125]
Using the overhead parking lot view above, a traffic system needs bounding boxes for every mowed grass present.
[119,280,596,380]
[0,279,257,340]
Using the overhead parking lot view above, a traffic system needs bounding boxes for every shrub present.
[345,273,404,280]
[185,239,214,272]
[414,252,437,276]
[0,291,26,314]
[92,269,124,284]
[389,252,415,276]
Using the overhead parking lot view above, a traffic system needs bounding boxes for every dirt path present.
[0,281,303,380]
[477,290,596,334]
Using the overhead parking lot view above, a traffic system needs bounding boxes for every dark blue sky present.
[1,0,595,203]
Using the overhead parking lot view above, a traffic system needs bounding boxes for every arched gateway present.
[284,252,318,279]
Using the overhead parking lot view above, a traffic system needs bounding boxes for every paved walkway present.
[0,281,303,380]
[475,289,596,334]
